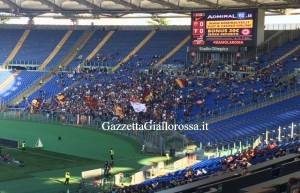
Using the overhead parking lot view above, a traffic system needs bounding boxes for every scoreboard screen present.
[191,9,259,47]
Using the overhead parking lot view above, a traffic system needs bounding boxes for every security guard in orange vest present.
[64,170,70,185]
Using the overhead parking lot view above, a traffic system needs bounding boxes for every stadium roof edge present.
[0,0,298,17]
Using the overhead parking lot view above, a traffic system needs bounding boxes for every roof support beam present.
[187,0,220,8]
[148,0,179,9]
[267,9,286,15]
[36,0,62,11]
[72,0,100,11]
[1,0,21,12]
[109,0,141,10]
[282,0,297,2]
[231,0,258,6]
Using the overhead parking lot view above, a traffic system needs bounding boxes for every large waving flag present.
[31,98,43,108]
[130,102,147,113]
[83,96,98,110]
[143,89,153,102]
[56,94,66,105]
[115,105,124,119]
[175,78,187,88]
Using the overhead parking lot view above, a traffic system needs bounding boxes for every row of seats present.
[184,95,300,146]
[119,30,189,71]
[44,30,85,71]
[84,30,150,68]
[11,30,67,65]
[0,29,23,65]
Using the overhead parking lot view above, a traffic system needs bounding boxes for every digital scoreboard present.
[191,9,260,47]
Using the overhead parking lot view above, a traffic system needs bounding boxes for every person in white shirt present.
[195,169,202,176]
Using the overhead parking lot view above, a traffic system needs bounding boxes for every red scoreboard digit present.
[192,13,206,46]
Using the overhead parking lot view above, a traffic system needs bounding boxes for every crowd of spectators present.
[75,52,122,68]
[37,67,181,124]
[10,41,297,126]
[20,50,298,126]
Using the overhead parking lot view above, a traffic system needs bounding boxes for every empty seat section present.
[44,30,84,71]
[0,71,46,103]
[0,29,24,65]
[11,30,67,66]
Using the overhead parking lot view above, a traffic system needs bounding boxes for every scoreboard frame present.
[191,9,260,47]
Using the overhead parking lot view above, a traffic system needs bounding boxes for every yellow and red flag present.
[175,78,187,88]
[115,105,124,120]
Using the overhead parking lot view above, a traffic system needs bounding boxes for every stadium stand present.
[38,30,73,70]
[0,29,24,66]
[121,30,190,70]
[87,30,151,68]
[42,30,85,71]
[111,30,156,72]
[67,30,109,69]
[0,70,46,103]
[0,24,299,193]
[10,30,66,67]
[3,32,298,131]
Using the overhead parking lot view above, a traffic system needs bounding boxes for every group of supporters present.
[21,52,299,127]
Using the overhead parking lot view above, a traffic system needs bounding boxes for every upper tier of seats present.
[67,30,109,69]
[83,30,150,68]
[44,30,85,71]
[120,30,189,71]
[11,30,67,65]
[0,29,280,70]
[0,29,23,65]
